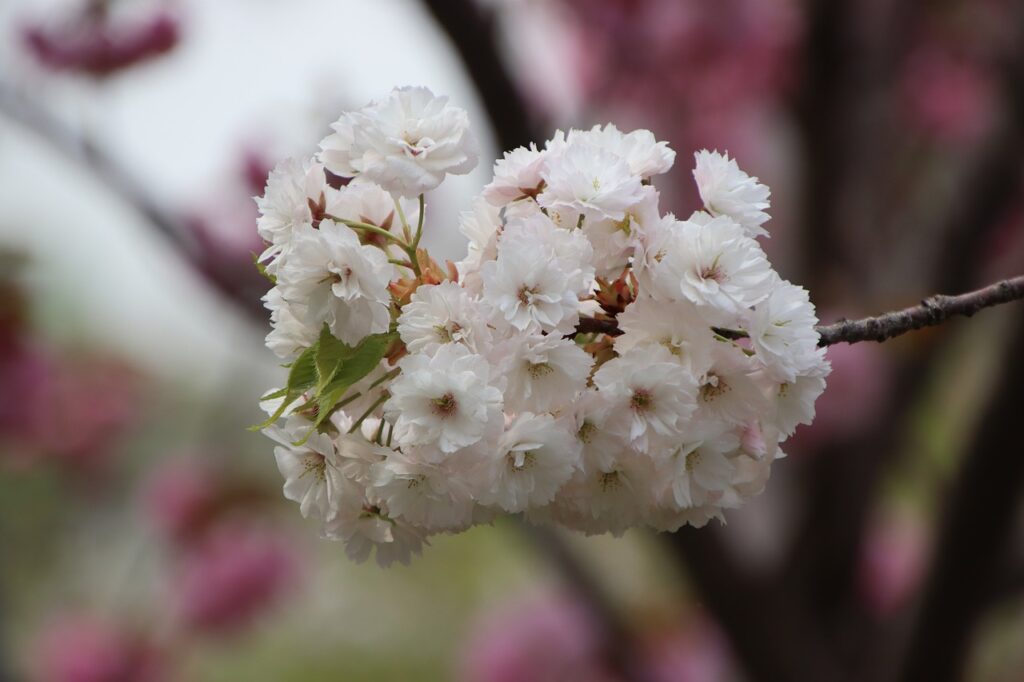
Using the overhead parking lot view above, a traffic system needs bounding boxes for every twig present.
[816,276,1024,346]
[572,275,1024,348]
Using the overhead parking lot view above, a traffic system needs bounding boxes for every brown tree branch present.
[815,275,1024,346]
[573,275,1024,348]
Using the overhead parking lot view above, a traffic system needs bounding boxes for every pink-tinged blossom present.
[142,459,216,545]
[175,522,299,633]
[320,86,479,197]
[458,594,615,682]
[30,614,166,682]
[900,43,994,144]
[255,89,831,563]
[22,4,179,78]
[858,512,928,617]
[640,620,733,682]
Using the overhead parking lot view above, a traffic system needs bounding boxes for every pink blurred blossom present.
[858,512,928,617]
[900,43,994,144]
[460,593,734,682]
[22,2,180,78]
[458,594,616,682]
[554,0,799,215]
[174,521,298,633]
[0,341,137,475]
[641,619,731,682]
[185,148,274,315]
[30,614,166,682]
[143,460,217,545]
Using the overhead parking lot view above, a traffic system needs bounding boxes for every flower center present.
[507,450,537,472]
[661,337,683,356]
[685,449,702,472]
[598,471,621,492]
[578,421,597,444]
[434,321,461,343]
[630,388,654,412]
[700,264,724,282]
[517,286,537,305]
[301,453,327,482]
[700,373,731,402]
[431,392,458,418]
[527,361,555,379]
[700,254,725,282]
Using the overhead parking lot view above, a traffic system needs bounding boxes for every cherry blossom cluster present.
[255,86,830,566]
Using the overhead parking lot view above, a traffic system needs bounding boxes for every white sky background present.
[0,0,502,383]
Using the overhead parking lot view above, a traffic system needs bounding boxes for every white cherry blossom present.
[693,149,771,237]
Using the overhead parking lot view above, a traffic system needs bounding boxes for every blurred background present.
[1,1,1023,680]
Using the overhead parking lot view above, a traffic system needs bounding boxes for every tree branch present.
[815,275,1024,346]
[573,275,1024,348]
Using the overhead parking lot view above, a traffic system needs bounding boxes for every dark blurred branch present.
[927,8,1024,293]
[669,527,849,682]
[0,81,267,321]
[792,8,1024,659]
[0,80,198,258]
[815,276,1024,345]
[516,522,654,682]
[419,0,537,152]
[896,313,1024,682]
[793,0,853,289]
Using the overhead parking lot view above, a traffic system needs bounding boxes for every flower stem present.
[348,391,391,434]
[329,215,408,248]
[394,197,412,243]
[412,193,426,250]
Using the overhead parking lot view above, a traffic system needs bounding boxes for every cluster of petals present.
[255,87,830,566]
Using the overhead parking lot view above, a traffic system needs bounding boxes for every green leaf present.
[249,341,319,430]
[259,387,288,401]
[312,331,395,428]
[315,324,357,392]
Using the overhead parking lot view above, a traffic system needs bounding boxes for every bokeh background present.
[1,1,1023,681]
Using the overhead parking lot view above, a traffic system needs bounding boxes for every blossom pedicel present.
[254,86,830,566]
